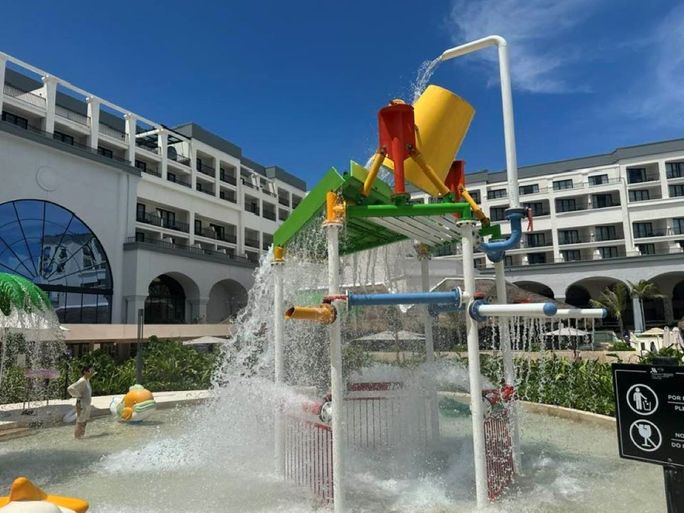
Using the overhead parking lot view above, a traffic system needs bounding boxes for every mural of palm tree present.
[591,283,629,341]
[628,280,665,332]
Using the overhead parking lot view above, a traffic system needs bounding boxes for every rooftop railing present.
[3,84,46,108]
[55,105,89,126]
[125,237,252,265]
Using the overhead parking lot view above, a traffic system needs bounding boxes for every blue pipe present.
[479,208,526,263]
[347,289,461,308]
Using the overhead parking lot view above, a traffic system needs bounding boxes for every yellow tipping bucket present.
[383,85,474,197]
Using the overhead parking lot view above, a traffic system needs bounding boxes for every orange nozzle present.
[325,191,345,223]
[274,245,285,263]
[285,304,337,324]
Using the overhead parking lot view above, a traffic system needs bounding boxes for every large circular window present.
[0,200,113,323]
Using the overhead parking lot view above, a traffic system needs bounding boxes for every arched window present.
[145,275,186,324]
[0,199,113,323]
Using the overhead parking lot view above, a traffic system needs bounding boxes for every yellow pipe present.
[459,185,490,227]
[408,149,451,197]
[361,149,387,197]
[274,245,285,263]
[285,304,337,324]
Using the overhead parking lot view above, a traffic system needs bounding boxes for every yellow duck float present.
[0,477,88,513]
[109,384,157,422]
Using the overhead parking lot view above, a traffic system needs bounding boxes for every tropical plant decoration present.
[0,272,51,317]
[628,280,665,331]
[591,283,629,341]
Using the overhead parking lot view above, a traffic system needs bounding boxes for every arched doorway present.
[567,277,632,329]
[514,281,555,299]
[207,279,248,322]
[145,274,187,324]
[565,284,591,308]
[0,199,113,323]
[673,280,684,321]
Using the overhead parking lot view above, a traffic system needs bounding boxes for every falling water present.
[412,58,441,103]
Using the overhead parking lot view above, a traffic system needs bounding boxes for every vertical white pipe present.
[420,255,440,440]
[327,223,346,513]
[273,262,285,475]
[495,260,521,473]
[462,228,488,508]
[497,42,520,209]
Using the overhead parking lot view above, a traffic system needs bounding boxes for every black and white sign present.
[613,364,684,467]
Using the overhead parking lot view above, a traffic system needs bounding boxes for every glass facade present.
[0,199,112,323]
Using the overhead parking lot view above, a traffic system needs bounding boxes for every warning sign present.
[613,364,684,467]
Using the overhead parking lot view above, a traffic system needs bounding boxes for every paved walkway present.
[0,390,210,432]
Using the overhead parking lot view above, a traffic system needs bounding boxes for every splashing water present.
[412,58,441,103]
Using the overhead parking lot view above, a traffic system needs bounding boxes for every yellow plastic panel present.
[384,85,474,196]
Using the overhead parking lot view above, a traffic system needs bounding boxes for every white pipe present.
[438,36,520,209]
[494,260,521,474]
[462,227,488,508]
[476,303,556,317]
[554,308,607,319]
[327,223,346,513]
[420,256,440,440]
[273,262,285,476]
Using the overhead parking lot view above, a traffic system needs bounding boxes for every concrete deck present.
[0,390,210,433]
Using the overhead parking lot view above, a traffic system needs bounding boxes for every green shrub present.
[608,342,634,351]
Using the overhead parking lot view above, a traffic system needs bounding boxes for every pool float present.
[109,384,156,423]
[0,476,88,512]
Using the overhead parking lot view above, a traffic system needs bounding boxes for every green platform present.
[273,161,500,256]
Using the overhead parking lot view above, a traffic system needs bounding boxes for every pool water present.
[0,405,664,513]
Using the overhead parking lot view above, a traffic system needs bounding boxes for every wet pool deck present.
[0,390,209,434]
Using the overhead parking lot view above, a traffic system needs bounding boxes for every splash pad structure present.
[271,36,607,511]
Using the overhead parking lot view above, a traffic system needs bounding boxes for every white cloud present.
[619,3,684,126]
[447,0,595,93]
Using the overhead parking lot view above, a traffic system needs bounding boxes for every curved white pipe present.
[438,35,520,209]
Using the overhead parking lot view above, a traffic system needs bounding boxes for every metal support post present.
[135,308,144,384]
[273,250,285,475]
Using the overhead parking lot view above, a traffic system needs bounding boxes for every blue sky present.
[1,1,682,186]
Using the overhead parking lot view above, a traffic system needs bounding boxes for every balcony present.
[3,84,46,109]
[263,210,276,221]
[627,169,660,184]
[197,186,215,196]
[220,170,237,185]
[125,237,253,266]
[197,163,215,178]
[195,227,217,239]
[99,124,127,142]
[168,151,191,167]
[634,229,668,239]
[278,196,290,207]
[142,167,161,178]
[219,233,237,244]
[137,212,189,233]
[245,238,260,249]
[136,212,162,227]
[168,175,191,188]
[588,177,621,188]
[55,105,89,126]
[219,190,237,203]
[241,178,258,190]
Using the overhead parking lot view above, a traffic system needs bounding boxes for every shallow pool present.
[0,404,664,513]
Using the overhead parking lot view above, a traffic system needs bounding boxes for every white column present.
[327,221,346,513]
[86,97,100,149]
[124,113,137,165]
[190,145,197,190]
[658,160,670,199]
[41,75,58,134]
[188,211,195,245]
[273,259,285,475]
[461,223,488,508]
[495,259,521,473]
[633,296,645,333]
[158,129,168,180]
[0,54,7,115]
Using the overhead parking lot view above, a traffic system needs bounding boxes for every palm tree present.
[628,280,665,332]
[591,283,629,341]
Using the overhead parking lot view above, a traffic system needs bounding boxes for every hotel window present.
[97,146,113,159]
[588,174,608,186]
[561,249,581,262]
[519,184,539,195]
[135,231,145,242]
[629,190,650,202]
[523,202,546,216]
[599,246,619,259]
[292,195,303,208]
[504,255,514,267]
[526,233,547,248]
[637,244,656,255]
[556,198,577,212]
[158,209,176,229]
[669,184,684,197]
[596,225,617,241]
[633,222,654,238]
[487,188,507,200]
[673,218,684,235]
[168,172,176,183]
[628,167,647,184]
[490,207,507,221]
[194,219,202,234]
[53,131,74,145]
[527,253,547,265]
[2,111,28,129]
[667,162,684,179]
[135,160,147,172]
[469,189,481,203]
[559,230,580,244]
[593,194,616,208]
[136,203,146,221]
[553,179,573,190]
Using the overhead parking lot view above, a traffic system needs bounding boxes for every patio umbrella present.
[640,327,665,337]
[182,336,230,346]
[543,327,590,337]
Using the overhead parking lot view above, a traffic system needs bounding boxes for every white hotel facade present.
[0,52,305,328]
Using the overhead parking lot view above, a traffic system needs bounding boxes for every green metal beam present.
[346,202,472,219]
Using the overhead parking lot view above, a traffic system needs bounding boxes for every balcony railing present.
[634,229,668,239]
[125,237,252,265]
[197,163,215,177]
[143,168,161,178]
[245,238,260,248]
[55,105,89,126]
[595,234,621,242]
[588,177,622,188]
[263,240,272,250]
[168,151,191,167]
[168,176,191,188]
[559,238,583,245]
[628,173,660,184]
[278,197,290,207]
[263,211,276,221]
[136,212,162,227]
[241,178,258,189]
[3,84,46,108]
[195,227,217,239]
[99,124,127,141]
[197,187,215,197]
[591,201,620,209]
[219,190,237,203]
[219,233,237,244]
[135,140,160,154]
[220,171,237,185]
